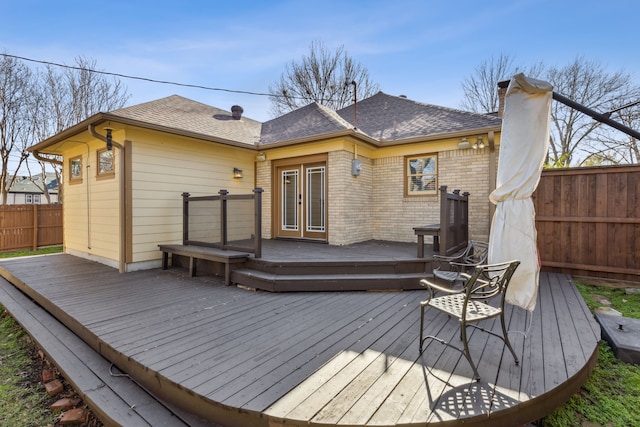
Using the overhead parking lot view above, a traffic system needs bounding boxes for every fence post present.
[219,189,228,248]
[32,204,38,250]
[182,192,190,244]
[253,188,263,258]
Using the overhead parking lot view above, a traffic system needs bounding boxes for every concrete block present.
[596,312,640,364]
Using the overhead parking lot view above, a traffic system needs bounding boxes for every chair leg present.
[419,302,426,352]
[500,313,520,365]
[461,322,481,382]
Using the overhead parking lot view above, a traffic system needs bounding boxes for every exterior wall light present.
[105,127,113,151]
[256,152,266,162]
[458,138,471,149]
[472,136,485,150]
[233,168,243,179]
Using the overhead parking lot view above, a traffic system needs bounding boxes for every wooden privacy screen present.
[532,165,640,282]
[0,204,63,251]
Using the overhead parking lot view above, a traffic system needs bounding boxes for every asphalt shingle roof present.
[110,95,262,146]
[336,92,501,141]
[259,102,357,145]
[8,173,58,193]
[102,92,501,148]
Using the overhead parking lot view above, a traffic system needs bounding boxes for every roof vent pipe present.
[231,105,243,120]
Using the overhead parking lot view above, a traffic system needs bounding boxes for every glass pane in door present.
[281,169,299,231]
[306,166,325,232]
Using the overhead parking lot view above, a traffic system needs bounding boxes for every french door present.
[275,158,327,241]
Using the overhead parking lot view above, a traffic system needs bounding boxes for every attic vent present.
[399,95,407,98]
[231,105,244,120]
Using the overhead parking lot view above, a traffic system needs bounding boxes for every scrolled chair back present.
[465,260,520,301]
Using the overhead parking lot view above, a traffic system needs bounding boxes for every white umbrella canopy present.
[488,73,553,312]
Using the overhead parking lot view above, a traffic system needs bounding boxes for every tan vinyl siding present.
[127,129,255,263]
[62,142,120,261]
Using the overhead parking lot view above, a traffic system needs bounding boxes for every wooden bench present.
[158,244,250,285]
[413,224,440,258]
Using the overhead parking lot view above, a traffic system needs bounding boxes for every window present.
[406,154,437,195]
[97,149,114,177]
[69,156,82,183]
[25,194,40,204]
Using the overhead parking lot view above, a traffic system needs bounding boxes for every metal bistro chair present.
[419,260,521,382]
[432,240,489,288]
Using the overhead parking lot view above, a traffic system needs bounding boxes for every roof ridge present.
[313,102,355,130]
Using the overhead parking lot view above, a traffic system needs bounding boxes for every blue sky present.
[2,0,639,124]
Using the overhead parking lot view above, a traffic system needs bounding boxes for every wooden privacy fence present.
[0,204,63,252]
[532,165,640,282]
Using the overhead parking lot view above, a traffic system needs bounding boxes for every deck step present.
[0,278,217,427]
[244,258,431,275]
[232,268,429,292]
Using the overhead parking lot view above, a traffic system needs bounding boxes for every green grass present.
[576,281,640,318]
[0,246,63,427]
[0,309,56,427]
[0,246,62,259]
[541,281,640,426]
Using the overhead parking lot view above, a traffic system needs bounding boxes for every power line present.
[1,52,276,98]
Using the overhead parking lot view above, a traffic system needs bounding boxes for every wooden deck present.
[180,239,435,292]
[0,251,600,427]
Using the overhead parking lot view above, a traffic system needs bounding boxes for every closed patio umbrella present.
[488,73,553,312]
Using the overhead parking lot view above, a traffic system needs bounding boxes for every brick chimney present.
[497,80,509,118]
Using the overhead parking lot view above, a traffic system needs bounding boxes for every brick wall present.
[441,148,496,242]
[257,147,497,245]
[256,160,272,238]
[370,148,496,243]
[327,151,375,245]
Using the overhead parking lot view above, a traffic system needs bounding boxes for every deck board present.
[0,252,600,427]
[213,292,419,408]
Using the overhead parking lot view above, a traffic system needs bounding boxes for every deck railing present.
[439,186,469,255]
[182,188,263,258]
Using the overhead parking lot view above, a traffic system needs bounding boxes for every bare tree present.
[461,54,640,166]
[581,101,640,165]
[460,53,545,114]
[605,100,640,164]
[61,56,129,125]
[547,58,638,166]
[28,56,130,202]
[268,41,380,117]
[0,53,34,204]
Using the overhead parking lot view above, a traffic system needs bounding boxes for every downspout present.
[32,151,64,205]
[88,124,127,273]
[31,151,63,167]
